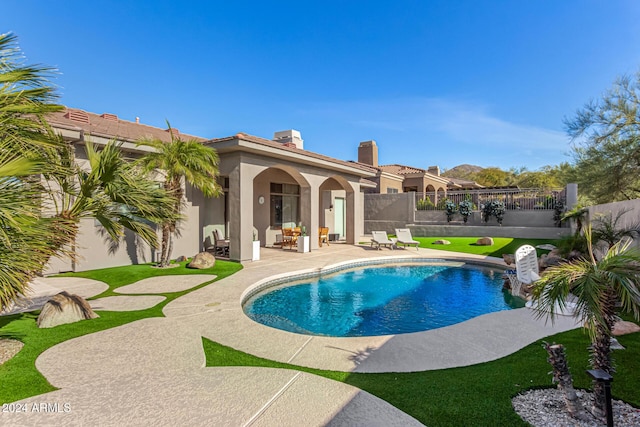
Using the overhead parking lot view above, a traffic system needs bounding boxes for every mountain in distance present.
[441,164,484,180]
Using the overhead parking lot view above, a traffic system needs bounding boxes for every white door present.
[334,198,346,239]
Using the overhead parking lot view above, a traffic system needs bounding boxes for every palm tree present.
[42,139,176,257]
[0,32,70,311]
[0,32,177,311]
[591,209,640,250]
[531,228,640,419]
[561,205,588,238]
[137,126,221,267]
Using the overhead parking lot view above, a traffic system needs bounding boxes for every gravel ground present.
[513,388,640,427]
[0,338,24,365]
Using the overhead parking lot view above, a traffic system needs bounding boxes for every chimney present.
[135,117,140,124]
[428,166,440,176]
[273,130,303,149]
[358,140,378,167]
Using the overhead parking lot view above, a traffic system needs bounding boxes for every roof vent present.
[100,113,118,121]
[64,110,90,124]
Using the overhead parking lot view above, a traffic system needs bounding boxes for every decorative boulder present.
[37,291,99,328]
[539,252,563,270]
[433,239,451,245]
[175,255,187,263]
[187,252,216,269]
[613,320,640,336]
[502,254,515,265]
[476,237,494,246]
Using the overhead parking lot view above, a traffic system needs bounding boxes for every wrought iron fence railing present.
[415,188,565,211]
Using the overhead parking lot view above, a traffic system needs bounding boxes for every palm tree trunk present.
[590,291,617,419]
[166,230,174,265]
[544,343,590,421]
[160,223,171,267]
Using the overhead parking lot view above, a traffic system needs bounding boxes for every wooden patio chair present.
[319,227,329,247]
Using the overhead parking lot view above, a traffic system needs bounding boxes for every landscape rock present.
[187,252,216,269]
[503,253,515,265]
[476,237,494,246]
[433,239,451,245]
[539,250,563,270]
[612,320,640,336]
[175,255,187,263]
[37,291,99,328]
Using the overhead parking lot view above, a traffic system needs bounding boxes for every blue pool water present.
[243,263,524,337]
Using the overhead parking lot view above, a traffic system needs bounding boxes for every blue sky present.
[4,1,640,170]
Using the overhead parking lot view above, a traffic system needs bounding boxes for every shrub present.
[482,200,506,225]
[444,199,457,222]
[417,198,434,210]
[458,200,473,223]
[553,199,565,227]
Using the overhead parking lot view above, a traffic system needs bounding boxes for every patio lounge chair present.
[371,231,396,250]
[395,228,419,250]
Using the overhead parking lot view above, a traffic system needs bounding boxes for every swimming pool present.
[243,261,524,337]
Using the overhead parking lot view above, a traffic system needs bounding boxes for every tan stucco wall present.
[204,150,366,262]
[379,175,403,194]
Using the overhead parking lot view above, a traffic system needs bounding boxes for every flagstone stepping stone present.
[90,296,166,311]
[115,275,217,294]
[1,278,108,315]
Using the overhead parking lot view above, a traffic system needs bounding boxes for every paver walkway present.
[1,244,580,426]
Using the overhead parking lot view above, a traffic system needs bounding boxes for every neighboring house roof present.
[447,177,485,189]
[47,107,206,144]
[359,178,378,188]
[378,164,450,185]
[209,133,378,177]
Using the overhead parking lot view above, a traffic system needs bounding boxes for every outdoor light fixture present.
[329,204,333,212]
[586,369,614,427]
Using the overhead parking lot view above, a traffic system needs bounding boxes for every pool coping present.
[163,245,581,374]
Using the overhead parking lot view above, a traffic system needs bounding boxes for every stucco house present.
[45,108,377,272]
[356,140,482,203]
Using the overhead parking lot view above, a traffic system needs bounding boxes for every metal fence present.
[415,188,565,211]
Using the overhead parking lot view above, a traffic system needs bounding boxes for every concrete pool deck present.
[2,244,580,426]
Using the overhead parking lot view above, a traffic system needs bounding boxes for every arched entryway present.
[319,175,355,244]
[253,165,311,248]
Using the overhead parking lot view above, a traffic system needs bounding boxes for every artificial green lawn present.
[413,237,559,257]
[203,328,640,427]
[2,241,638,427]
[0,259,243,403]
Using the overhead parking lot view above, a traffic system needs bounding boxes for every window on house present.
[270,183,300,228]
[387,188,399,194]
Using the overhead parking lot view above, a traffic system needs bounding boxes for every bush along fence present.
[415,188,566,225]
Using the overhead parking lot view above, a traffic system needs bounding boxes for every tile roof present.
[209,133,378,175]
[378,164,428,175]
[446,177,485,188]
[47,107,206,143]
[48,108,376,177]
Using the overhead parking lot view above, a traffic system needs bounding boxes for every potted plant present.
[252,230,260,261]
[298,225,310,253]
